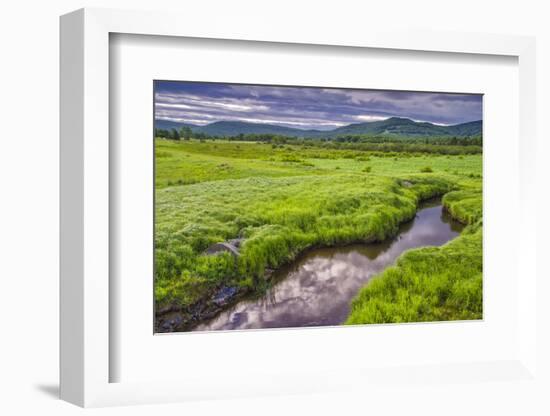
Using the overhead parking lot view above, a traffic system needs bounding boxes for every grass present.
[155,138,483,324]
[155,139,481,188]
[345,188,482,324]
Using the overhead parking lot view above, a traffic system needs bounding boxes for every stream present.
[194,199,464,331]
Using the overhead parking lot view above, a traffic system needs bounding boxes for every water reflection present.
[194,201,464,331]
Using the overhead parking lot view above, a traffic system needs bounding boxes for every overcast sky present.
[154,81,483,130]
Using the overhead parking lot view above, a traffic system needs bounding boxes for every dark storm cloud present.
[154,81,482,130]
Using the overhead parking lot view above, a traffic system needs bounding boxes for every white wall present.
[0,0,548,414]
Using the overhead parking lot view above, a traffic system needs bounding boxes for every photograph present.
[153,81,483,333]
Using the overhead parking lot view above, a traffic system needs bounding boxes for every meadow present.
[155,138,482,330]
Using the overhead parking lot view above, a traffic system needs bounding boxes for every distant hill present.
[327,118,482,137]
[154,117,482,138]
[155,119,197,131]
[443,120,484,137]
[194,121,324,137]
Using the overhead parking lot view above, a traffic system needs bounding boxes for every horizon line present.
[154,116,483,132]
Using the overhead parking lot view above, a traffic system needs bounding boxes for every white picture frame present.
[60,7,538,408]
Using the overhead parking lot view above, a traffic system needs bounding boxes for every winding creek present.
[193,199,464,332]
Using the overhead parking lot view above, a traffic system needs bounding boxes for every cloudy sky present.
[154,81,483,130]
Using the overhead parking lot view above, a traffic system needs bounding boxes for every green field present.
[155,138,482,327]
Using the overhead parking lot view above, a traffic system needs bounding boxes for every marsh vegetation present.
[154,137,482,332]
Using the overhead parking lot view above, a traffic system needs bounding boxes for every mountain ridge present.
[155,117,482,138]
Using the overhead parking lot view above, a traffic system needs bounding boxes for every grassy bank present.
[155,139,482,324]
[345,189,482,324]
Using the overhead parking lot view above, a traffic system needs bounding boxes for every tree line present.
[155,128,482,155]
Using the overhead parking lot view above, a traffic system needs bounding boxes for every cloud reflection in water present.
[194,203,463,331]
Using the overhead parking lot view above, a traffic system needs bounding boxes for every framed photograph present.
[152,80,483,334]
[60,8,539,408]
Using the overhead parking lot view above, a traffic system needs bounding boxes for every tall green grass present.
[345,189,482,324]
[156,174,455,308]
[155,138,483,322]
